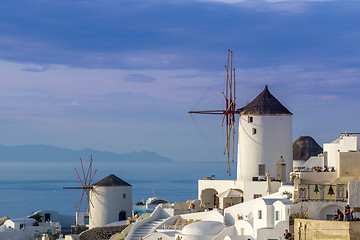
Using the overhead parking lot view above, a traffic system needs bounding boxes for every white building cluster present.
[115,86,360,240]
[8,85,355,240]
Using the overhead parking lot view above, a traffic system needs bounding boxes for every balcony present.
[293,184,348,203]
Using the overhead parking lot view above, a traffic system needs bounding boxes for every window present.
[259,164,265,176]
[248,116,253,123]
[84,216,89,225]
[252,128,257,135]
[254,194,262,199]
[123,193,126,198]
[258,210,262,219]
[275,211,280,221]
[45,213,51,222]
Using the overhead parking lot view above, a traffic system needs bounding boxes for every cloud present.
[0,0,359,72]
[0,0,360,163]
[22,65,51,72]
[124,74,156,83]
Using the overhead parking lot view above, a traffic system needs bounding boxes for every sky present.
[0,0,360,167]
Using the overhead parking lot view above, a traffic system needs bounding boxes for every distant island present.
[0,145,173,163]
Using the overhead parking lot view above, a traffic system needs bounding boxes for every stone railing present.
[293,184,348,203]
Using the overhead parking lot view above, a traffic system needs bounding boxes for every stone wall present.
[294,219,360,240]
[79,224,128,240]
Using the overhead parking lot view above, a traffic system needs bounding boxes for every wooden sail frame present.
[189,49,239,175]
[63,155,98,221]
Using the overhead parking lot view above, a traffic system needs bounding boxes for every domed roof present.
[181,221,225,235]
[238,85,292,115]
[92,174,131,187]
[293,136,323,161]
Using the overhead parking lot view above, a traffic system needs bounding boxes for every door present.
[276,163,286,182]
[119,210,126,221]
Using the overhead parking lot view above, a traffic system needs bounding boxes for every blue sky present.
[0,0,360,167]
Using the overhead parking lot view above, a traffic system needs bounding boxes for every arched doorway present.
[218,188,244,208]
[119,210,126,221]
[320,205,344,220]
[200,188,218,209]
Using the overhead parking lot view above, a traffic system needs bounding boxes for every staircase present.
[131,218,166,240]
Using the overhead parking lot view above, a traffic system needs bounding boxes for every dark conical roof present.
[92,174,131,187]
[293,136,323,161]
[238,85,292,115]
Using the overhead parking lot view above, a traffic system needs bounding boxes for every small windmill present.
[63,155,98,220]
[189,49,239,175]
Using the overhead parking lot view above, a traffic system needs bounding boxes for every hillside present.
[0,145,173,163]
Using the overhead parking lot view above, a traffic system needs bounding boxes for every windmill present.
[62,155,98,221]
[189,49,239,175]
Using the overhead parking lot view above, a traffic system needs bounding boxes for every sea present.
[0,159,236,219]
[0,179,198,219]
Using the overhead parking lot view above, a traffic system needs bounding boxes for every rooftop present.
[92,174,131,187]
[238,85,292,115]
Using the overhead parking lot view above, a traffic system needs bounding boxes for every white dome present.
[181,221,225,235]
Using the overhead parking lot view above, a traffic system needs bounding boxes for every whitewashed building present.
[89,174,132,229]
[2,217,57,240]
[199,85,293,208]
[114,86,360,240]
[324,133,360,169]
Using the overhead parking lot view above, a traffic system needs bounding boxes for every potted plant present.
[282,190,292,199]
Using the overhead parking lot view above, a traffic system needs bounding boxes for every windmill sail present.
[189,50,239,175]
[63,155,98,223]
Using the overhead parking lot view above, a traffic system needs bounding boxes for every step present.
[130,218,167,240]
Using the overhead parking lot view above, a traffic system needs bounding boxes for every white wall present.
[89,185,132,228]
[242,181,281,202]
[348,181,360,219]
[224,191,292,239]
[180,209,224,222]
[198,179,281,204]
[324,134,360,169]
[256,220,288,240]
[237,115,293,183]
[300,156,324,170]
[198,180,241,199]
[0,231,29,240]
[293,160,306,169]
[291,201,345,220]
[34,210,74,229]
[273,201,290,226]
[2,222,55,240]
[234,220,254,237]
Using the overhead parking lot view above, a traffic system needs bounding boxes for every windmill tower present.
[193,53,294,206]
[237,85,293,182]
[89,174,132,229]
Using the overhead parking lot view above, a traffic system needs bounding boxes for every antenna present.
[189,50,239,175]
